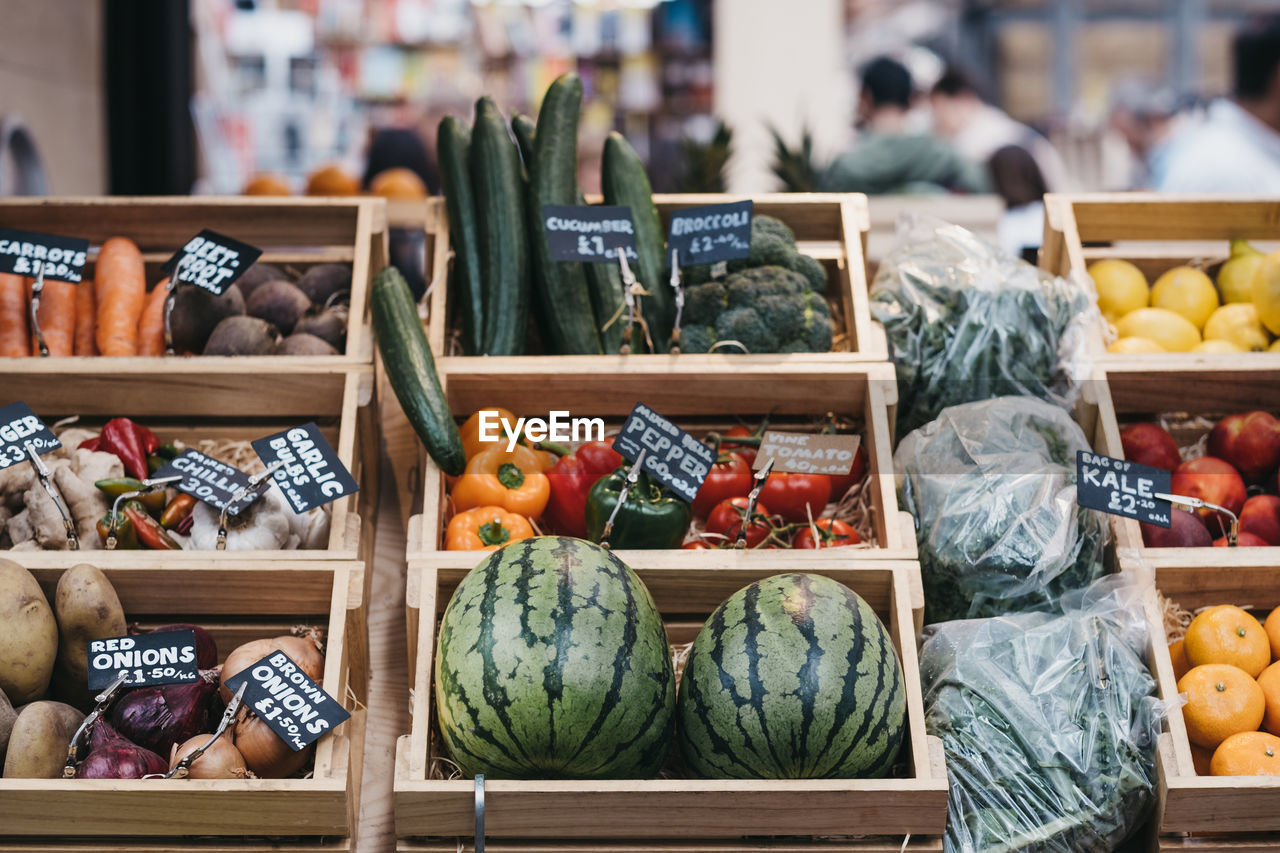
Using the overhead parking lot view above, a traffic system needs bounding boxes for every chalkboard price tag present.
[87,629,199,690]
[543,204,638,263]
[755,431,861,476]
[0,402,60,470]
[223,650,350,751]
[251,423,359,514]
[612,403,714,503]
[153,449,255,515]
[1076,451,1172,527]
[163,229,263,296]
[0,228,89,283]
[667,200,753,264]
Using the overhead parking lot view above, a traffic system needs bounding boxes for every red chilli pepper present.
[121,500,181,550]
[544,440,624,538]
[160,493,197,530]
[97,418,152,479]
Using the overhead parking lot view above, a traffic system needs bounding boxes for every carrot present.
[95,236,147,355]
[74,279,98,355]
[136,278,169,356]
[0,273,29,357]
[30,280,77,357]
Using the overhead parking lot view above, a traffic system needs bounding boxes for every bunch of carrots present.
[0,236,169,358]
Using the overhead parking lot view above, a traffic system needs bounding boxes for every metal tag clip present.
[159,682,246,779]
[25,441,78,549]
[28,261,50,357]
[669,248,684,353]
[1154,492,1240,545]
[104,475,184,550]
[63,672,130,776]
[600,449,648,548]
[736,457,775,549]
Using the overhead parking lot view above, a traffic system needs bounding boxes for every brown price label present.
[753,431,862,476]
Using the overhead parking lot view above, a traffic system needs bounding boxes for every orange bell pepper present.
[460,407,519,459]
[445,505,534,551]
[451,444,550,518]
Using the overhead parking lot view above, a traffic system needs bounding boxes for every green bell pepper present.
[585,467,691,549]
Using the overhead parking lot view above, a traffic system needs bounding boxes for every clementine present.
[1257,661,1280,736]
[370,167,427,200]
[306,165,360,196]
[1210,731,1280,776]
[1178,663,1266,749]
[1184,605,1271,677]
[242,173,291,195]
[1169,639,1191,682]
[1265,606,1280,661]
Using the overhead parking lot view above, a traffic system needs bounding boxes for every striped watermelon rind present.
[434,536,676,779]
[677,572,907,779]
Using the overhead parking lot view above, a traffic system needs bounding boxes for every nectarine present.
[1208,411,1280,483]
[1172,456,1247,525]
[1240,494,1280,545]
[1214,531,1271,547]
[1121,422,1181,471]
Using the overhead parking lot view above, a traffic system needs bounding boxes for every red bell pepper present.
[544,440,624,538]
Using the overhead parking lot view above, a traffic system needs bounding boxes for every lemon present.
[1088,259,1149,323]
[1203,303,1270,351]
[1218,239,1266,303]
[1192,340,1244,353]
[1115,307,1201,352]
[1108,336,1166,354]
[1151,266,1219,329]
[1252,250,1280,335]
[1271,340,1280,353]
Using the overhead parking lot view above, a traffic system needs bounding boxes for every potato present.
[53,564,125,706]
[0,560,58,704]
[2,700,84,777]
[0,687,15,761]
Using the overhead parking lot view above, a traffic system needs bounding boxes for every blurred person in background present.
[1108,78,1185,189]
[363,127,436,196]
[929,66,1069,192]
[1158,14,1280,192]
[988,144,1047,262]
[823,56,988,195]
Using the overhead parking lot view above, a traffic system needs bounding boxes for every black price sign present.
[87,629,199,690]
[251,423,359,514]
[543,204,638,263]
[1076,451,1172,528]
[223,651,350,751]
[667,200,753,264]
[163,229,263,296]
[612,402,715,503]
[0,228,89,283]
[0,402,60,470]
[153,449,255,515]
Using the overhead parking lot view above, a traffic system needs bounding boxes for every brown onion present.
[219,635,324,704]
[232,712,315,778]
[169,734,250,779]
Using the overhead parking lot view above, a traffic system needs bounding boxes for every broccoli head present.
[682,280,727,325]
[752,214,796,247]
[724,265,807,307]
[800,291,835,351]
[782,251,828,293]
[728,232,793,272]
[715,306,778,353]
[677,324,717,354]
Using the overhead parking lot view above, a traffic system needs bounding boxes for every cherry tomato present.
[793,518,861,549]
[691,451,753,518]
[758,473,832,523]
[706,497,773,548]
[682,539,714,550]
[722,425,757,467]
[827,445,869,499]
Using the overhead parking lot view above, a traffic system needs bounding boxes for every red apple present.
[1213,531,1271,547]
[1171,456,1247,522]
[1141,509,1212,548]
[1207,411,1280,483]
[1240,494,1280,545]
[1120,422,1181,471]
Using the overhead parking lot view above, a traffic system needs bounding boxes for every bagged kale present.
[895,396,1108,623]
[920,573,1162,853]
[870,215,1103,435]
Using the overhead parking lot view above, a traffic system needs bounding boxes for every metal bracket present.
[474,774,485,853]
[600,449,647,547]
[737,457,775,549]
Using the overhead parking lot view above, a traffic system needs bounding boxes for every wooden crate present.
[1042,193,1280,366]
[406,361,915,567]
[0,560,367,850]
[422,193,885,362]
[1095,362,1280,566]
[394,559,947,845]
[1,367,378,565]
[0,196,388,368]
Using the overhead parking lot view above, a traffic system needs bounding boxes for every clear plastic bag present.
[869,215,1104,436]
[920,572,1163,853]
[895,396,1108,623]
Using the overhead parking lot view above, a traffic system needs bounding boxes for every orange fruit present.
[1184,605,1271,677]
[242,173,291,195]
[1178,664,1265,749]
[1210,731,1280,776]
[1190,742,1215,776]
[369,167,426,200]
[1169,639,1191,681]
[1265,606,1280,661]
[1258,661,1280,735]
[306,165,360,196]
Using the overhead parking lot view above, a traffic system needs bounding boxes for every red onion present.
[111,670,219,757]
[75,721,167,779]
[148,623,219,670]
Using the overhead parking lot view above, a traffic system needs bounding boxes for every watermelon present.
[677,572,906,779]
[434,536,675,778]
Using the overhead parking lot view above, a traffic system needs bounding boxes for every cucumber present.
[529,73,603,354]
[371,266,466,476]
[436,116,484,355]
[603,131,673,350]
[512,113,536,172]
[585,261,627,353]
[471,98,529,356]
